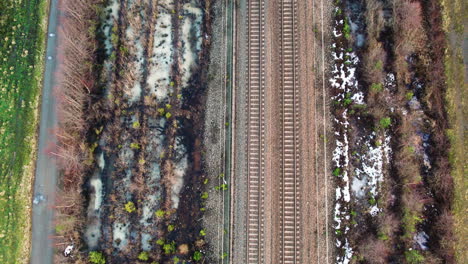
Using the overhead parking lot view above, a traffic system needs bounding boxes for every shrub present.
[138,251,149,261]
[168,224,175,231]
[132,121,140,129]
[130,142,140,149]
[125,201,136,213]
[165,112,172,119]
[333,167,341,177]
[379,117,391,129]
[157,108,165,115]
[155,209,165,218]
[406,91,414,100]
[215,184,228,191]
[89,251,106,264]
[375,60,383,71]
[371,83,383,92]
[405,249,425,264]
[193,251,203,261]
[156,239,164,246]
[221,252,228,260]
[163,241,176,254]
[201,192,208,199]
[343,19,351,39]
[199,229,206,236]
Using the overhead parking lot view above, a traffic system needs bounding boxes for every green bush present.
[405,249,425,264]
[130,142,140,149]
[89,251,106,264]
[332,168,341,177]
[406,91,414,100]
[379,117,392,129]
[163,241,176,254]
[155,209,165,218]
[156,239,164,246]
[343,19,351,39]
[201,192,209,199]
[375,60,383,71]
[193,251,203,261]
[138,251,149,261]
[199,229,206,236]
[370,83,383,92]
[125,201,136,213]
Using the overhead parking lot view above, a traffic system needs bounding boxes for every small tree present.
[193,251,203,261]
[379,117,391,129]
[138,251,149,261]
[89,251,106,264]
[155,209,165,218]
[125,201,136,213]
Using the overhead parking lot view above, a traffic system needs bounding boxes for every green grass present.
[441,0,467,261]
[0,0,48,263]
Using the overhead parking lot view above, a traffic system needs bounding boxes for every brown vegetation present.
[52,0,103,262]
[332,0,455,262]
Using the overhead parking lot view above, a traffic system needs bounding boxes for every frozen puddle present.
[147,0,174,101]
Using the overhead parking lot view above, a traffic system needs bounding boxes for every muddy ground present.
[69,0,225,263]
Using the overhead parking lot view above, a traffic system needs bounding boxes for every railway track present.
[245,0,300,263]
[279,0,301,263]
[246,0,266,263]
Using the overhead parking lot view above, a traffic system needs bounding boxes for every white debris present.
[63,245,74,257]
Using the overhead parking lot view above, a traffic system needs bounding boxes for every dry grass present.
[441,0,468,260]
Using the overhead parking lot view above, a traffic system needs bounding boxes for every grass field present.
[441,0,467,261]
[0,0,48,263]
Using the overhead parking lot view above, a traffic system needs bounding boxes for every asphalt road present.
[30,0,60,263]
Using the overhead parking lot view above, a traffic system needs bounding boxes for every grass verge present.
[441,0,467,261]
[0,0,49,263]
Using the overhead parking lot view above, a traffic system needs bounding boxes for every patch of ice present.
[113,222,129,250]
[171,155,187,209]
[147,0,175,101]
[351,175,366,198]
[90,178,103,210]
[179,2,203,88]
[141,233,152,251]
[414,232,429,250]
[98,152,105,170]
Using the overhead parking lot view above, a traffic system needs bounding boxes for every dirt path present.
[30,0,60,263]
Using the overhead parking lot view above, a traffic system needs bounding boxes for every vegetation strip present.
[330,0,456,263]
[441,0,467,261]
[0,0,48,263]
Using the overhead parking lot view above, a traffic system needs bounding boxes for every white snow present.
[98,152,105,170]
[179,2,203,88]
[415,232,429,250]
[113,222,129,249]
[90,178,103,210]
[102,0,121,55]
[147,0,174,101]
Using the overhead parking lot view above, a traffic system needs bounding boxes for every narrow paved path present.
[30,0,60,263]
